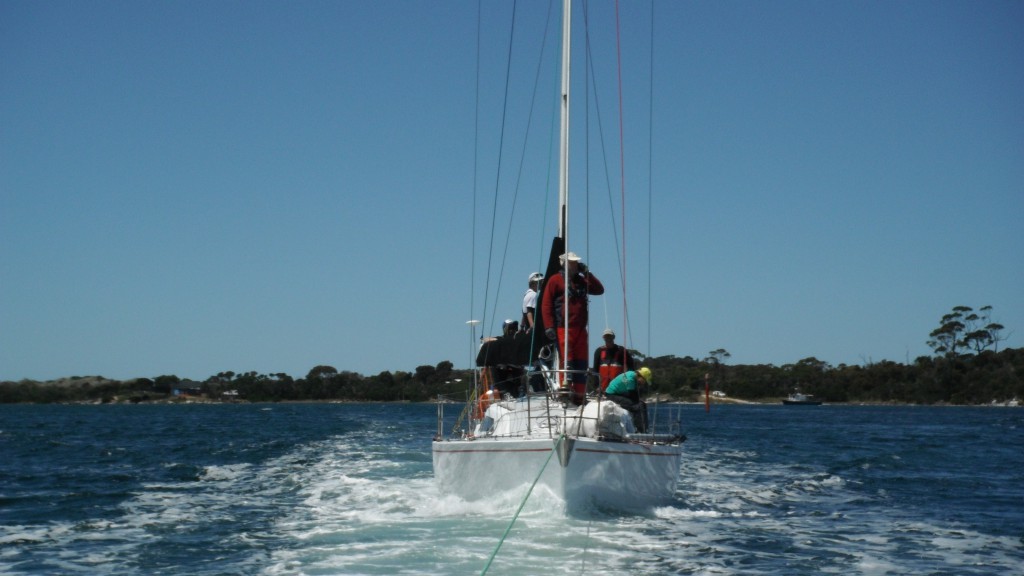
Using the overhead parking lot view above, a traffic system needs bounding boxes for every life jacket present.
[476,388,501,421]
[474,367,498,419]
[597,346,625,391]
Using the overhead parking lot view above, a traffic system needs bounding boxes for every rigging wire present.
[491,0,558,335]
[475,0,659,374]
[538,51,559,272]
[467,0,486,401]
[479,0,562,340]
[470,0,482,373]
[647,0,656,360]
[614,0,628,355]
[646,0,657,430]
[584,0,591,275]
[579,2,627,337]
[581,0,632,350]
[478,0,521,340]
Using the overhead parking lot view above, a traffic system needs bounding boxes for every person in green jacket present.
[604,367,651,433]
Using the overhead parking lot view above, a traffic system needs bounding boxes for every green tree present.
[704,348,731,392]
[306,365,338,381]
[965,305,1007,353]
[152,374,180,394]
[928,306,972,357]
[705,348,731,365]
[928,305,1007,357]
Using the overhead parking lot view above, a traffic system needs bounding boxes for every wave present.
[2,404,1021,575]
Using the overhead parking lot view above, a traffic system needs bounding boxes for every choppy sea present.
[0,402,1021,575]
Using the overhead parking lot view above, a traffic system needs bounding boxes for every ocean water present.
[0,402,1021,575]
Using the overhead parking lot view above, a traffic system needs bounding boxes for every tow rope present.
[480,434,566,575]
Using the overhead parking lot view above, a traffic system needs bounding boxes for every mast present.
[559,0,572,365]
[558,0,570,240]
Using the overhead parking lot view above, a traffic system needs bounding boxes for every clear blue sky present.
[2,0,1021,382]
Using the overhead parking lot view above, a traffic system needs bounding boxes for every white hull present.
[433,436,681,512]
[432,397,682,512]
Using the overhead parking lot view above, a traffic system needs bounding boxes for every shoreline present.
[2,376,1019,408]
[5,396,1018,408]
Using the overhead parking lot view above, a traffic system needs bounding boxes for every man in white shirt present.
[521,272,543,332]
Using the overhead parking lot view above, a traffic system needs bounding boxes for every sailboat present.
[432,0,684,513]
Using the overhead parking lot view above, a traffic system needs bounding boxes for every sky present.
[2,0,1022,382]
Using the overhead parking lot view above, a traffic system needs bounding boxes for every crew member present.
[605,367,651,433]
[541,251,604,404]
[593,328,634,391]
[521,272,543,331]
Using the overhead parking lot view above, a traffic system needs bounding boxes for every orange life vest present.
[597,347,625,391]
[476,388,501,419]
[474,367,499,419]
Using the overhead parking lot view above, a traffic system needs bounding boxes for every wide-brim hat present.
[559,251,582,264]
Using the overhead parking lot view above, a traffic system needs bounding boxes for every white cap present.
[528,272,543,283]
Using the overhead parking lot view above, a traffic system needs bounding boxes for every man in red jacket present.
[541,251,604,404]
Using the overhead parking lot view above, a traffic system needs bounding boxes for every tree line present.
[646,347,1022,405]
[2,306,1019,405]
[2,349,1021,405]
[0,362,473,404]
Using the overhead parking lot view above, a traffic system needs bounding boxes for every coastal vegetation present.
[3,306,1019,406]
[2,348,1020,406]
